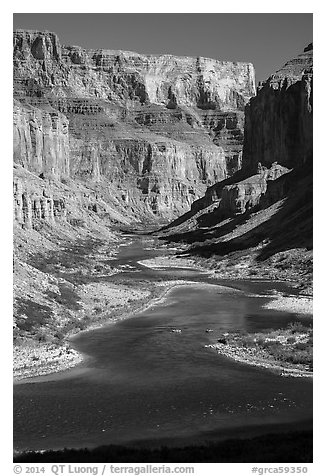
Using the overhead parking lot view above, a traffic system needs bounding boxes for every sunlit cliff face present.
[13,30,255,221]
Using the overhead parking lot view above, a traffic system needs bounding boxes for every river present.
[13,234,312,452]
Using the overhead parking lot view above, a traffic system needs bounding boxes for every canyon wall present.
[13,172,66,230]
[13,30,255,109]
[13,30,255,224]
[242,43,313,170]
[13,100,70,177]
[185,44,313,220]
[161,44,313,286]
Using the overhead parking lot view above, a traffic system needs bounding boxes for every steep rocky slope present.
[13,30,257,375]
[13,29,255,222]
[159,45,313,289]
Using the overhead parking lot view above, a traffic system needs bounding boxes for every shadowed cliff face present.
[13,29,255,223]
[242,45,312,170]
[160,45,313,286]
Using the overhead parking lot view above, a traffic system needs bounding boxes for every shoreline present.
[14,252,312,383]
[206,342,313,378]
[262,295,313,314]
[137,256,203,270]
[13,344,84,382]
[13,278,210,383]
[69,279,200,340]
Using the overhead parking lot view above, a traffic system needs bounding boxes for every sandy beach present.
[13,283,154,382]
[13,343,84,381]
[138,256,203,270]
[14,247,312,382]
[263,295,313,314]
[206,314,313,379]
[206,342,312,378]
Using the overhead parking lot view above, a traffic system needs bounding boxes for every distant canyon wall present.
[190,44,313,219]
[242,43,313,171]
[13,30,255,109]
[13,30,256,221]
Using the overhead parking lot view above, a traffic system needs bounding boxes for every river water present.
[13,235,312,452]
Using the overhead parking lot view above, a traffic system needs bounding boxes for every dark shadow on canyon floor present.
[160,164,312,263]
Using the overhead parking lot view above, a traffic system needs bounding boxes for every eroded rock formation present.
[176,45,313,222]
[13,100,70,178]
[243,44,313,170]
[13,175,65,229]
[13,29,255,223]
[161,45,313,286]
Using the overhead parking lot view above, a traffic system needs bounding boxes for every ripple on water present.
[14,236,312,451]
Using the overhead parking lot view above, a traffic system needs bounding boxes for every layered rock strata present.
[173,45,313,225]
[13,99,70,178]
[242,43,313,170]
[161,45,313,282]
[13,163,131,233]
[13,175,66,229]
[13,29,256,220]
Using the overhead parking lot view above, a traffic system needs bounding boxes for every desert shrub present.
[256,337,266,347]
[261,340,280,350]
[272,349,291,362]
[35,331,51,343]
[288,322,310,334]
[15,299,53,332]
[289,351,313,365]
[241,335,256,348]
[287,336,296,344]
[13,327,21,340]
[217,337,227,345]
[267,344,285,359]
[295,341,311,351]
[53,330,65,341]
[78,316,91,330]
